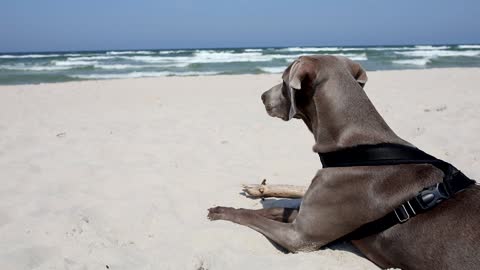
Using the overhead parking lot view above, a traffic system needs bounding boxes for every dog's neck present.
[305,77,410,153]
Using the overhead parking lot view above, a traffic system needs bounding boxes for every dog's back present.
[354,185,480,270]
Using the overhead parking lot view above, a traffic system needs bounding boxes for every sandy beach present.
[0,68,479,270]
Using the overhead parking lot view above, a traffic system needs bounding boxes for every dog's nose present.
[261,92,267,103]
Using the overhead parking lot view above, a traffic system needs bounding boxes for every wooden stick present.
[242,179,307,198]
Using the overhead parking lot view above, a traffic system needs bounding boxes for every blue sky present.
[1,0,479,52]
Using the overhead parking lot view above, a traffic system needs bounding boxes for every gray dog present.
[208,55,480,270]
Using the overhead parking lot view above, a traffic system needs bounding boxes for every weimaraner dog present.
[208,55,479,269]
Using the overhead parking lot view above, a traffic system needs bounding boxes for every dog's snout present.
[261,92,267,103]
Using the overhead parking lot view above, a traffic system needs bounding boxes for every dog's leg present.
[208,207,317,252]
[252,207,298,223]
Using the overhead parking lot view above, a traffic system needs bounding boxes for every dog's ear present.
[285,59,315,119]
[288,59,314,90]
[348,60,368,88]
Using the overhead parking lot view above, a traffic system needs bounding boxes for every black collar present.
[320,143,439,168]
[318,143,476,241]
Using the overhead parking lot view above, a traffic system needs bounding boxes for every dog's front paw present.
[207,206,235,221]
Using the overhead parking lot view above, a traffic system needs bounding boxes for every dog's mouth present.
[264,104,274,112]
[264,105,289,121]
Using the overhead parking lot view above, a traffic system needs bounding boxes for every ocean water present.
[0,44,479,85]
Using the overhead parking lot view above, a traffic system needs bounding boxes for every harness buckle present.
[394,204,410,223]
[415,183,450,210]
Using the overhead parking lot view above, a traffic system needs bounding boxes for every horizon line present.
[1,42,479,54]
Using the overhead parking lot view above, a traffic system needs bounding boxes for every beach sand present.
[0,68,479,269]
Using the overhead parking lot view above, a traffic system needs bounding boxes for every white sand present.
[0,68,479,270]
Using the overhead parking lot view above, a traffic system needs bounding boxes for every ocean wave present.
[0,54,61,59]
[339,48,367,51]
[260,66,285,73]
[366,47,412,51]
[194,49,235,53]
[159,50,188,54]
[281,53,367,60]
[127,56,176,62]
[393,58,430,66]
[95,63,185,69]
[258,53,368,62]
[71,72,169,79]
[63,53,83,57]
[0,64,77,71]
[54,60,99,67]
[414,45,449,50]
[458,45,480,49]
[94,64,139,70]
[244,49,263,52]
[129,51,274,64]
[395,50,480,58]
[189,51,366,63]
[175,71,219,76]
[280,47,340,52]
[71,71,219,79]
[189,51,273,63]
[53,51,371,68]
[335,53,368,61]
[126,55,191,65]
[282,47,366,52]
[67,56,116,61]
[106,50,155,55]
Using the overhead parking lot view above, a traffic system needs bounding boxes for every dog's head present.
[261,55,368,122]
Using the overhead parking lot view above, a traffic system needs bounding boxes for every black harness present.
[318,143,476,240]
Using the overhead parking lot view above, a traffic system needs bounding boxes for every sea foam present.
[396,50,480,58]
[414,45,449,50]
[71,71,218,79]
[260,66,285,73]
[366,47,412,51]
[106,51,156,55]
[188,51,272,63]
[0,54,61,59]
[280,47,340,52]
[0,65,77,71]
[159,50,188,54]
[458,45,480,49]
[54,60,99,66]
[244,49,263,52]
[335,53,368,61]
[393,58,430,66]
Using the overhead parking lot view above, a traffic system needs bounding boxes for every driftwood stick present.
[242,179,307,198]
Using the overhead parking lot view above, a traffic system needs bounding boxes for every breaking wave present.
[54,60,98,67]
[260,66,285,73]
[0,54,61,59]
[0,65,79,71]
[70,71,219,80]
[280,47,340,52]
[244,49,263,52]
[458,44,480,49]
[393,58,430,66]
[414,45,450,50]
[106,51,156,55]
[395,50,480,58]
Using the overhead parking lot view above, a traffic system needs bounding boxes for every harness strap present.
[318,143,476,240]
